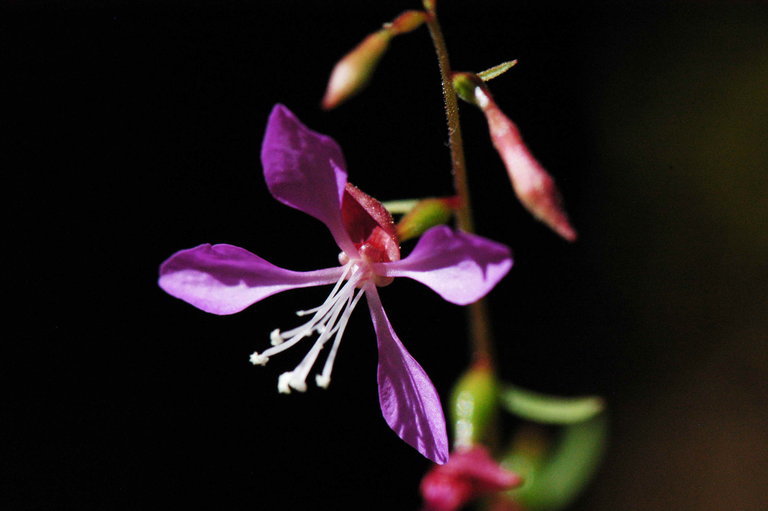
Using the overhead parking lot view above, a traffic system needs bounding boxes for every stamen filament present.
[259,267,362,361]
[285,283,351,392]
[316,286,366,388]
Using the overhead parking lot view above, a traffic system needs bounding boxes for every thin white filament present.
[315,287,365,388]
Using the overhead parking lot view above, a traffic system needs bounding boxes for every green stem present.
[423,5,474,234]
[423,4,495,368]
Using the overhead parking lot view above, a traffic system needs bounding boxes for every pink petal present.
[365,285,449,464]
[260,104,356,255]
[159,243,344,315]
[374,226,512,306]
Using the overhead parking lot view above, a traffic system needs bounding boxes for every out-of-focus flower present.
[421,446,523,511]
[159,104,513,464]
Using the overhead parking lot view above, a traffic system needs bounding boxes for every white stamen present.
[250,261,369,393]
[315,287,366,389]
[278,372,294,394]
[285,279,353,392]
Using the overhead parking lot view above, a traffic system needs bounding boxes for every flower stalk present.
[423,1,496,369]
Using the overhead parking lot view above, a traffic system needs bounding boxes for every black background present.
[5,1,768,510]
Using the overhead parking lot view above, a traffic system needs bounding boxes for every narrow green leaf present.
[477,60,518,81]
[500,384,604,424]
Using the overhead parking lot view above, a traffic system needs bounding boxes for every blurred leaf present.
[503,415,608,511]
[500,384,604,424]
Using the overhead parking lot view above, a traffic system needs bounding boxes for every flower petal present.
[260,104,356,254]
[374,226,512,305]
[159,243,344,315]
[365,285,449,464]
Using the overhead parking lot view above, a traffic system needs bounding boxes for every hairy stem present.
[424,3,495,367]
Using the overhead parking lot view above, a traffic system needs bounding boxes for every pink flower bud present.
[322,30,392,110]
[421,446,522,511]
[322,11,426,110]
[387,10,427,35]
[480,90,577,241]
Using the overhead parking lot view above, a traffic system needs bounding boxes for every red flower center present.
[341,182,400,264]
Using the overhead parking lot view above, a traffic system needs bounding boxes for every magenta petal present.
[260,104,356,255]
[374,226,512,306]
[365,286,449,464]
[159,243,344,315]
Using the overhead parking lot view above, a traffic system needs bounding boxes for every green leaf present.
[477,60,518,81]
[503,415,608,511]
[500,384,604,424]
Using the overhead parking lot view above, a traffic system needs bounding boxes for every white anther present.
[270,329,283,346]
[278,372,294,394]
[249,352,269,366]
[288,377,307,393]
[315,374,331,389]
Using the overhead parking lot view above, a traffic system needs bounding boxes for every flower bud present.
[421,445,522,511]
[322,29,392,111]
[450,360,498,449]
[395,196,460,242]
[452,72,577,242]
[387,10,427,35]
[322,11,426,110]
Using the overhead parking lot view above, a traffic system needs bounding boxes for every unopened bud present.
[395,196,460,242]
[450,360,498,450]
[322,11,426,110]
[452,72,577,242]
[322,30,392,110]
[485,99,577,241]
[386,10,427,35]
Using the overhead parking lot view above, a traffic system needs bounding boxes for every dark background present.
[5,1,768,510]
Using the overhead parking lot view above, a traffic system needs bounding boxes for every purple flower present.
[158,105,512,464]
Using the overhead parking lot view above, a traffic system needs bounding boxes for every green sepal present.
[451,72,485,106]
[500,384,604,425]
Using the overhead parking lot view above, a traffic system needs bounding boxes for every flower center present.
[249,261,367,393]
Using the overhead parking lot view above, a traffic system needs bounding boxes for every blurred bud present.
[322,11,426,110]
[450,360,498,450]
[322,30,391,110]
[387,10,427,35]
[395,196,460,242]
[452,72,577,242]
[421,445,522,511]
